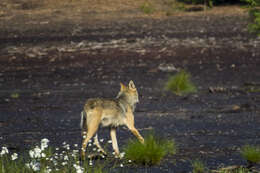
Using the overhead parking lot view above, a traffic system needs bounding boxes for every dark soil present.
[0,5,260,172]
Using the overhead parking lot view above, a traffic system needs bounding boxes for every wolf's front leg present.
[125,108,144,144]
[130,127,145,144]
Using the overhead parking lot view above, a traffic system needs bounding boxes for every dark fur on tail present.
[80,111,87,135]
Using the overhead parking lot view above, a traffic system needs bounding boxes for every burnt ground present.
[0,4,260,172]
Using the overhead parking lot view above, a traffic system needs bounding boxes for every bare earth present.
[0,1,260,172]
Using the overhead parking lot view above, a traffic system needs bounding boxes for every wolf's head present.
[117,80,139,111]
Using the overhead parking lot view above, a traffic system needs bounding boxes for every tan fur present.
[80,80,144,159]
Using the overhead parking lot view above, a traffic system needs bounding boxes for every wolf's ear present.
[128,80,136,91]
[120,82,127,91]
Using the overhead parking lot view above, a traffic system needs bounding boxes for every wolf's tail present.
[80,110,87,131]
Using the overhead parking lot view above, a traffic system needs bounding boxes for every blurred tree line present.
[245,0,260,36]
[178,0,260,36]
[177,0,245,6]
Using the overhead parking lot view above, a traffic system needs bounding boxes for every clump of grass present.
[140,2,155,14]
[124,133,177,166]
[241,145,260,167]
[165,70,197,96]
[191,159,207,173]
[11,92,20,99]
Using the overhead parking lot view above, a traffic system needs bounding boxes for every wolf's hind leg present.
[81,109,102,160]
[94,134,107,156]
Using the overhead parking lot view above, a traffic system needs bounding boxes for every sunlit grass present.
[124,133,177,166]
[165,70,197,96]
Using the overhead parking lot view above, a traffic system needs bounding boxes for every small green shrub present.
[165,70,197,96]
[245,0,260,36]
[248,8,260,36]
[241,145,260,164]
[124,133,177,166]
[191,159,207,173]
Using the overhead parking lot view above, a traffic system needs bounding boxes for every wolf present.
[80,80,144,159]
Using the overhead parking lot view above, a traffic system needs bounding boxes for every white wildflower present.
[41,138,49,144]
[44,166,52,173]
[41,138,49,150]
[26,161,40,171]
[11,153,18,160]
[73,164,84,173]
[100,139,104,142]
[74,144,78,147]
[64,155,69,160]
[128,160,132,163]
[120,152,125,158]
[108,140,112,143]
[41,153,46,158]
[29,146,42,158]
[73,149,78,154]
[0,147,9,156]
[63,143,70,150]
[120,163,124,167]
[62,161,67,166]
[72,153,76,158]
[89,161,93,166]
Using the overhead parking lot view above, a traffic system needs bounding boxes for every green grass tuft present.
[241,144,260,164]
[191,159,207,173]
[140,2,155,14]
[124,133,177,166]
[10,92,20,99]
[165,70,197,96]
